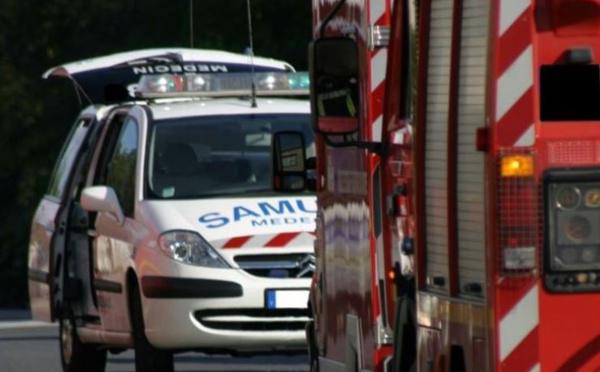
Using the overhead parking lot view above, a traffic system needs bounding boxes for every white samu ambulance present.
[27,49,315,372]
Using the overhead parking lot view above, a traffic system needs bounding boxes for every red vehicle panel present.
[310,0,600,371]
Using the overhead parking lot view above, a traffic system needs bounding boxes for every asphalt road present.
[0,315,309,372]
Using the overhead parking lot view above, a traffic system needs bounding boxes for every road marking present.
[0,320,56,330]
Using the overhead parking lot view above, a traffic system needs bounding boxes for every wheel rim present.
[61,318,73,365]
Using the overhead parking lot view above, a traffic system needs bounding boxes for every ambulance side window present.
[47,119,90,200]
[97,118,139,217]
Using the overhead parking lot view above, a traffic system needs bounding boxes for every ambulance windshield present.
[146,114,314,199]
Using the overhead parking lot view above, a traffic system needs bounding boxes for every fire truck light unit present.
[500,154,534,177]
[387,269,396,281]
[136,72,310,98]
[556,186,581,210]
[585,189,600,207]
[503,246,536,270]
[564,215,592,242]
[545,176,600,292]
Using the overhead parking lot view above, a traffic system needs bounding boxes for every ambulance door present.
[85,106,146,332]
[28,107,102,322]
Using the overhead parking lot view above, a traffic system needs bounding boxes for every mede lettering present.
[300,216,313,224]
[251,219,268,227]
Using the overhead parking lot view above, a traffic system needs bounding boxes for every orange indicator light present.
[388,269,396,281]
[500,154,534,177]
[586,189,600,208]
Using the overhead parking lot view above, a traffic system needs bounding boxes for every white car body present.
[28,49,315,357]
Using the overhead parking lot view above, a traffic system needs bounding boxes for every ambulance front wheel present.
[59,309,107,372]
[129,277,174,372]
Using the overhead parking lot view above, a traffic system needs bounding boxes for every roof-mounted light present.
[135,72,309,98]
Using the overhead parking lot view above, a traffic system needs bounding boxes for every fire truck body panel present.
[414,0,492,369]
[311,0,396,370]
[317,146,376,369]
[416,293,488,371]
[313,0,600,370]
[412,0,600,370]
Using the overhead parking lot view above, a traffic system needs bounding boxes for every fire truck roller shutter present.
[424,0,454,291]
[456,0,489,297]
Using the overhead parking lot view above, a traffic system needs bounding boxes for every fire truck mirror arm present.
[321,132,387,156]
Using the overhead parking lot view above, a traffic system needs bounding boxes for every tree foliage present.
[0,0,311,307]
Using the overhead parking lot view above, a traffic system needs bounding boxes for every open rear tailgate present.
[43,48,294,104]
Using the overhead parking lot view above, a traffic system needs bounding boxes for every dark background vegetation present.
[0,0,311,308]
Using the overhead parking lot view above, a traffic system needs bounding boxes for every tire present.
[59,310,107,372]
[129,279,174,372]
[306,321,319,372]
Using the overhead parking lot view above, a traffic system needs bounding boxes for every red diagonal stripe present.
[373,3,390,27]
[495,88,534,147]
[496,279,538,322]
[501,326,539,371]
[370,80,386,120]
[557,334,600,372]
[265,232,300,247]
[223,235,252,249]
[497,9,533,76]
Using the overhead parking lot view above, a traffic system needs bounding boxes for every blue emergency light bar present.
[136,72,309,98]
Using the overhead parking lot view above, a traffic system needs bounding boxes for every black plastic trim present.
[28,269,50,284]
[141,276,243,299]
[94,278,123,293]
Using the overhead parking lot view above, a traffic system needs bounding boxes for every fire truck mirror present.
[310,38,360,135]
[272,131,307,192]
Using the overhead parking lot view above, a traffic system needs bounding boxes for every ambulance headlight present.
[158,231,230,268]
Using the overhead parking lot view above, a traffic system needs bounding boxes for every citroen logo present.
[296,254,316,278]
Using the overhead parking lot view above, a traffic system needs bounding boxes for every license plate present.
[265,289,309,309]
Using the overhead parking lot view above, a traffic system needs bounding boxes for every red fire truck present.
[289,0,600,371]
[411,0,600,370]
[304,0,404,371]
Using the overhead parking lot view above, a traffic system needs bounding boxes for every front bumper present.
[141,270,311,351]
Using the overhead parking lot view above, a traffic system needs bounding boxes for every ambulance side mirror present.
[272,131,307,192]
[310,38,360,135]
[80,186,125,225]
